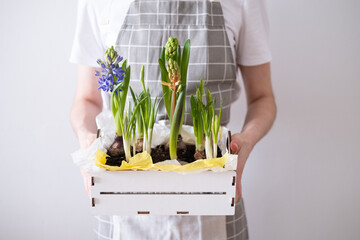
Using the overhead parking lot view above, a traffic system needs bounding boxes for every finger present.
[230,133,242,154]
[85,177,91,197]
[81,171,92,198]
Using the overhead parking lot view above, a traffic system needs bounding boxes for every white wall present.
[0,0,359,239]
[228,0,360,239]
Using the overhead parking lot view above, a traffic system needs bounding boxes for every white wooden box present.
[90,170,236,216]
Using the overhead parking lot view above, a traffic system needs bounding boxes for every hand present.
[78,132,97,197]
[230,133,254,202]
[78,131,97,149]
[81,170,91,198]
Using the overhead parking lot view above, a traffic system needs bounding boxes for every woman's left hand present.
[230,133,254,202]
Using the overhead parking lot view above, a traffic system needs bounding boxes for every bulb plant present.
[95,42,225,165]
[96,46,161,162]
[93,47,135,162]
[95,46,126,157]
[190,78,205,160]
[191,80,223,159]
[159,37,190,160]
[130,65,160,155]
[109,59,146,161]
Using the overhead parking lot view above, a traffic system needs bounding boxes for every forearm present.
[71,98,102,148]
[237,62,277,147]
[70,65,103,148]
[232,62,276,200]
[71,98,101,136]
[241,96,277,146]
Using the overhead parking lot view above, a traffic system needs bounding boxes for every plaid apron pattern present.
[95,0,248,239]
[112,0,240,125]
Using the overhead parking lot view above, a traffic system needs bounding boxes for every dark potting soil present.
[105,145,222,167]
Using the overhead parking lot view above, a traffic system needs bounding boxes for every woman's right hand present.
[70,65,103,198]
[79,131,97,149]
[79,132,97,197]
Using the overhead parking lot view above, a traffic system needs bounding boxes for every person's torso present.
[92,1,244,239]
[97,0,244,126]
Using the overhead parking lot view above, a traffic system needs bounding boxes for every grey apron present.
[110,0,240,126]
[96,0,248,239]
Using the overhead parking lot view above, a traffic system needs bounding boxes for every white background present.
[0,0,359,239]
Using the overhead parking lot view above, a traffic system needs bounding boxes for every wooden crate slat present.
[91,195,235,216]
[91,171,235,193]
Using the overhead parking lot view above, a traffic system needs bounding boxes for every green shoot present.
[110,63,145,161]
[159,50,172,119]
[190,79,205,154]
[131,65,161,155]
[191,80,223,159]
[159,37,190,159]
[110,60,129,137]
[212,103,222,158]
[203,96,214,159]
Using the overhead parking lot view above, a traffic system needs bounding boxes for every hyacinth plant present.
[130,65,160,155]
[191,80,223,159]
[96,46,160,161]
[95,46,127,157]
[96,46,125,92]
[159,37,190,160]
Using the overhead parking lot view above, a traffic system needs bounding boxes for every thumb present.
[230,133,242,154]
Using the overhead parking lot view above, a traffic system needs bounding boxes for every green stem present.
[169,91,185,159]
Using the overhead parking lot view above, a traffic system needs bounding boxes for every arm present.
[231,62,277,201]
[71,64,103,148]
[71,65,103,197]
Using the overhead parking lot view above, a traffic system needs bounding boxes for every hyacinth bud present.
[165,37,179,60]
[167,58,180,81]
[105,46,118,64]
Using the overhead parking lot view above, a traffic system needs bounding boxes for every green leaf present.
[121,59,128,69]
[177,45,182,70]
[159,48,171,118]
[177,39,190,131]
[190,95,198,136]
[198,78,204,101]
[169,91,186,159]
[140,65,145,90]
[120,65,131,114]
[180,39,190,87]
[129,87,137,104]
[206,89,212,106]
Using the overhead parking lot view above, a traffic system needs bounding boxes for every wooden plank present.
[91,171,236,194]
[91,194,235,216]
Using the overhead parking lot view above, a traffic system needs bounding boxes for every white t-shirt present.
[70,0,271,67]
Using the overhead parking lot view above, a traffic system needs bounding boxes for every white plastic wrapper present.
[72,110,238,173]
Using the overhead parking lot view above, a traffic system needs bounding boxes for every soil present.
[105,145,222,167]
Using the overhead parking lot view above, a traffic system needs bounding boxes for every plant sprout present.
[112,81,144,161]
[211,102,222,158]
[203,90,214,159]
[130,65,160,155]
[191,81,223,159]
[159,37,190,160]
[190,78,205,159]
